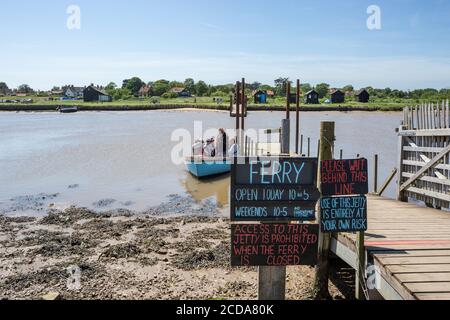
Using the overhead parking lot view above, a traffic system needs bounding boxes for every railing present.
[398,101,450,209]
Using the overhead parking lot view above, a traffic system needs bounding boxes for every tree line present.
[1,78,450,102]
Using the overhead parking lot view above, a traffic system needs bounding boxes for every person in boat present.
[192,139,204,157]
[203,138,216,158]
[215,128,228,159]
[229,138,239,157]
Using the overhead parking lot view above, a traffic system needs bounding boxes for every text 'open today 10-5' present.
[231,157,320,222]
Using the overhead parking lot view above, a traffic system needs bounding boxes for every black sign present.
[321,158,369,197]
[320,196,368,233]
[231,157,319,222]
[231,224,319,267]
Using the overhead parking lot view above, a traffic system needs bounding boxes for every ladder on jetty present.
[332,101,450,300]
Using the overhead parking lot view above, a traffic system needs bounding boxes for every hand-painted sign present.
[320,196,368,233]
[231,224,319,267]
[231,157,319,221]
[320,158,369,196]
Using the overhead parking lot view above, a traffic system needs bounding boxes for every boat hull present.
[185,160,231,178]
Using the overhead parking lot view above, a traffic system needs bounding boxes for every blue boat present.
[185,158,231,178]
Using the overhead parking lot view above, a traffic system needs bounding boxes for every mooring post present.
[313,121,335,300]
[355,231,366,300]
[373,154,379,194]
[235,81,241,146]
[296,79,300,154]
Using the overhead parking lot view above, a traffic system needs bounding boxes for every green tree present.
[124,77,144,96]
[300,83,312,93]
[152,79,170,96]
[106,82,117,91]
[274,77,290,96]
[17,84,34,94]
[195,80,208,97]
[342,85,354,92]
[184,78,196,95]
[315,83,330,98]
[0,82,10,95]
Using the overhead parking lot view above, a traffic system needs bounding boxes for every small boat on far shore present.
[185,157,231,178]
[57,106,78,113]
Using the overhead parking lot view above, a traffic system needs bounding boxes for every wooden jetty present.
[333,195,450,300]
[332,102,450,300]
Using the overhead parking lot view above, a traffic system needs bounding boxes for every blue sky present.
[1,0,450,90]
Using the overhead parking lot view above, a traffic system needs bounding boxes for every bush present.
[162,92,178,99]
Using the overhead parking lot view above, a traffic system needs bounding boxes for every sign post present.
[313,121,335,300]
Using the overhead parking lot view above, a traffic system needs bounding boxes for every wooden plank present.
[396,273,450,283]
[405,282,450,294]
[387,264,450,273]
[379,256,450,265]
[405,186,450,202]
[416,292,450,300]
[375,250,450,258]
[402,172,450,186]
[399,129,450,137]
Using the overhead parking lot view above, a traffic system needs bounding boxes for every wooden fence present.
[398,101,450,209]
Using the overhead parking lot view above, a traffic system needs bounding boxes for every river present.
[0,110,402,216]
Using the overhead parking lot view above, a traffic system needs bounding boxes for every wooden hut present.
[356,89,370,103]
[331,90,345,104]
[83,85,112,102]
[305,90,319,104]
[253,90,268,104]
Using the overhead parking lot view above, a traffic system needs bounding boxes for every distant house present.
[331,90,345,104]
[16,93,27,97]
[50,89,64,96]
[138,85,151,98]
[253,90,268,104]
[169,87,190,97]
[305,90,319,104]
[63,86,84,99]
[83,85,112,102]
[356,89,370,103]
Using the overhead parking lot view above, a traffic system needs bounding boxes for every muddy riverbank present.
[0,197,353,300]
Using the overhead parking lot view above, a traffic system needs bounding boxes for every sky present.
[1,0,450,90]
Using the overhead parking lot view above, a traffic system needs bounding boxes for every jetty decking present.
[332,195,450,300]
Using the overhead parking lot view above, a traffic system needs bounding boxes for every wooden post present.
[355,231,366,300]
[313,121,335,300]
[397,125,407,202]
[235,81,240,145]
[308,138,311,157]
[296,79,300,154]
[340,149,343,160]
[286,81,291,120]
[373,154,379,194]
[300,135,304,156]
[241,78,246,132]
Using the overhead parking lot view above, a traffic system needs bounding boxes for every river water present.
[0,110,401,216]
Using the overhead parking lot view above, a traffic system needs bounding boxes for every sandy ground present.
[0,196,353,300]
